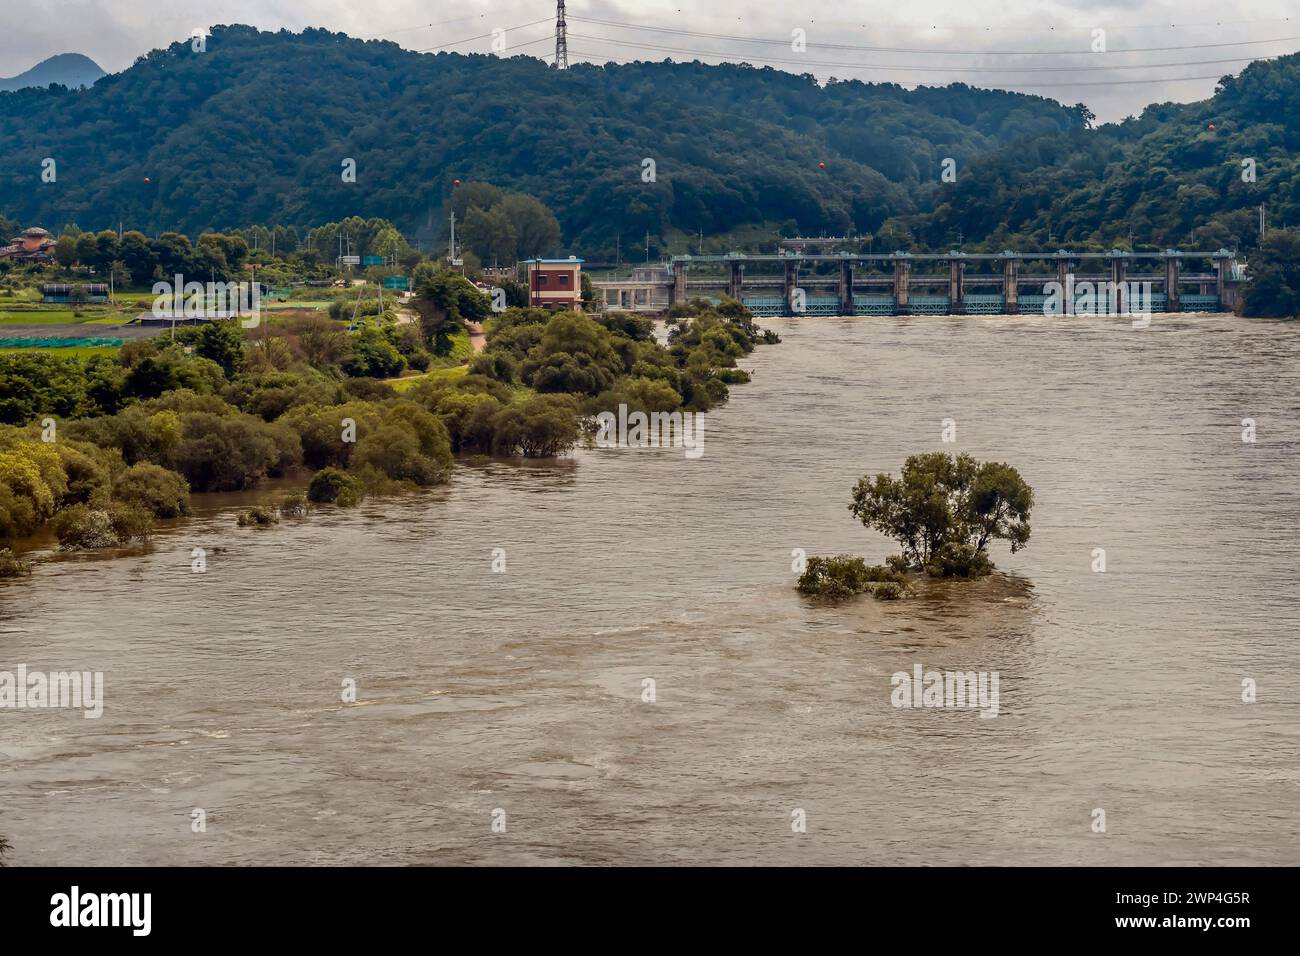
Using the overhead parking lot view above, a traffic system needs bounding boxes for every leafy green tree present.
[172,411,300,491]
[490,394,581,457]
[0,354,100,424]
[193,321,246,378]
[352,405,452,486]
[849,452,1033,576]
[343,326,405,378]
[461,205,517,264]
[1243,229,1300,317]
[53,234,79,269]
[414,271,489,355]
[496,193,561,259]
[307,466,365,506]
[520,312,623,395]
[118,232,156,285]
[91,231,120,272]
[113,462,191,517]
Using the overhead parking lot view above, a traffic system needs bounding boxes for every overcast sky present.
[2,0,1298,122]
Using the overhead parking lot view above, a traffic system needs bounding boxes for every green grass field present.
[0,345,121,358]
[388,365,469,392]
[0,309,135,325]
[265,300,331,310]
[0,311,82,324]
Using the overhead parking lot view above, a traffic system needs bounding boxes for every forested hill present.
[0,24,1083,253]
[900,52,1300,254]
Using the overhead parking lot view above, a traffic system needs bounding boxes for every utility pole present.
[449,209,457,262]
[555,1,568,69]
[1260,202,1267,237]
[645,229,650,263]
[615,232,620,268]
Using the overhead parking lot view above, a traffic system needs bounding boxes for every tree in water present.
[850,452,1033,577]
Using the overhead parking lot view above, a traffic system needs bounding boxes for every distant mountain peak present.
[0,53,106,92]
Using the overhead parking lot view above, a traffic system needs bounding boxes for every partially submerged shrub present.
[108,503,153,543]
[873,581,904,600]
[52,502,153,550]
[716,368,751,385]
[307,467,366,507]
[925,541,993,579]
[237,506,279,527]
[797,555,910,600]
[54,507,118,549]
[279,492,310,517]
[798,555,870,599]
[862,564,907,585]
[0,548,31,578]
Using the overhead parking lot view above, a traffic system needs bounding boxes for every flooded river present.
[2,313,1298,865]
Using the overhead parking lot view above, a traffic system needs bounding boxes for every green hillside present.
[0,25,1083,255]
[900,52,1300,254]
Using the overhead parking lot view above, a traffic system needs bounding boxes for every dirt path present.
[466,320,486,353]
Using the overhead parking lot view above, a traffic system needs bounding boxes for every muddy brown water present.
[2,313,1298,865]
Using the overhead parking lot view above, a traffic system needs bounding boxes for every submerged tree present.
[850,452,1033,577]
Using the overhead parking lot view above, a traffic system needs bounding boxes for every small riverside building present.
[523,257,583,311]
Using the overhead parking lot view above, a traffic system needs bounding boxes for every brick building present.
[523,257,583,311]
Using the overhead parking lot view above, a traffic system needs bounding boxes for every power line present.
[569,33,1289,74]
[1100,16,1296,31]
[568,14,1300,57]
[358,15,488,41]
[563,49,1234,88]
[565,33,1288,75]
[411,18,554,54]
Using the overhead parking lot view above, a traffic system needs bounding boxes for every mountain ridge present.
[0,52,106,92]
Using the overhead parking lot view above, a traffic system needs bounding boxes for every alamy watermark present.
[593,403,705,459]
[151,274,261,327]
[1042,278,1154,327]
[50,886,150,936]
[1,664,104,718]
[891,663,1000,718]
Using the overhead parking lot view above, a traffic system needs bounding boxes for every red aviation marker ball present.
[453,179,461,186]
[819,162,826,169]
